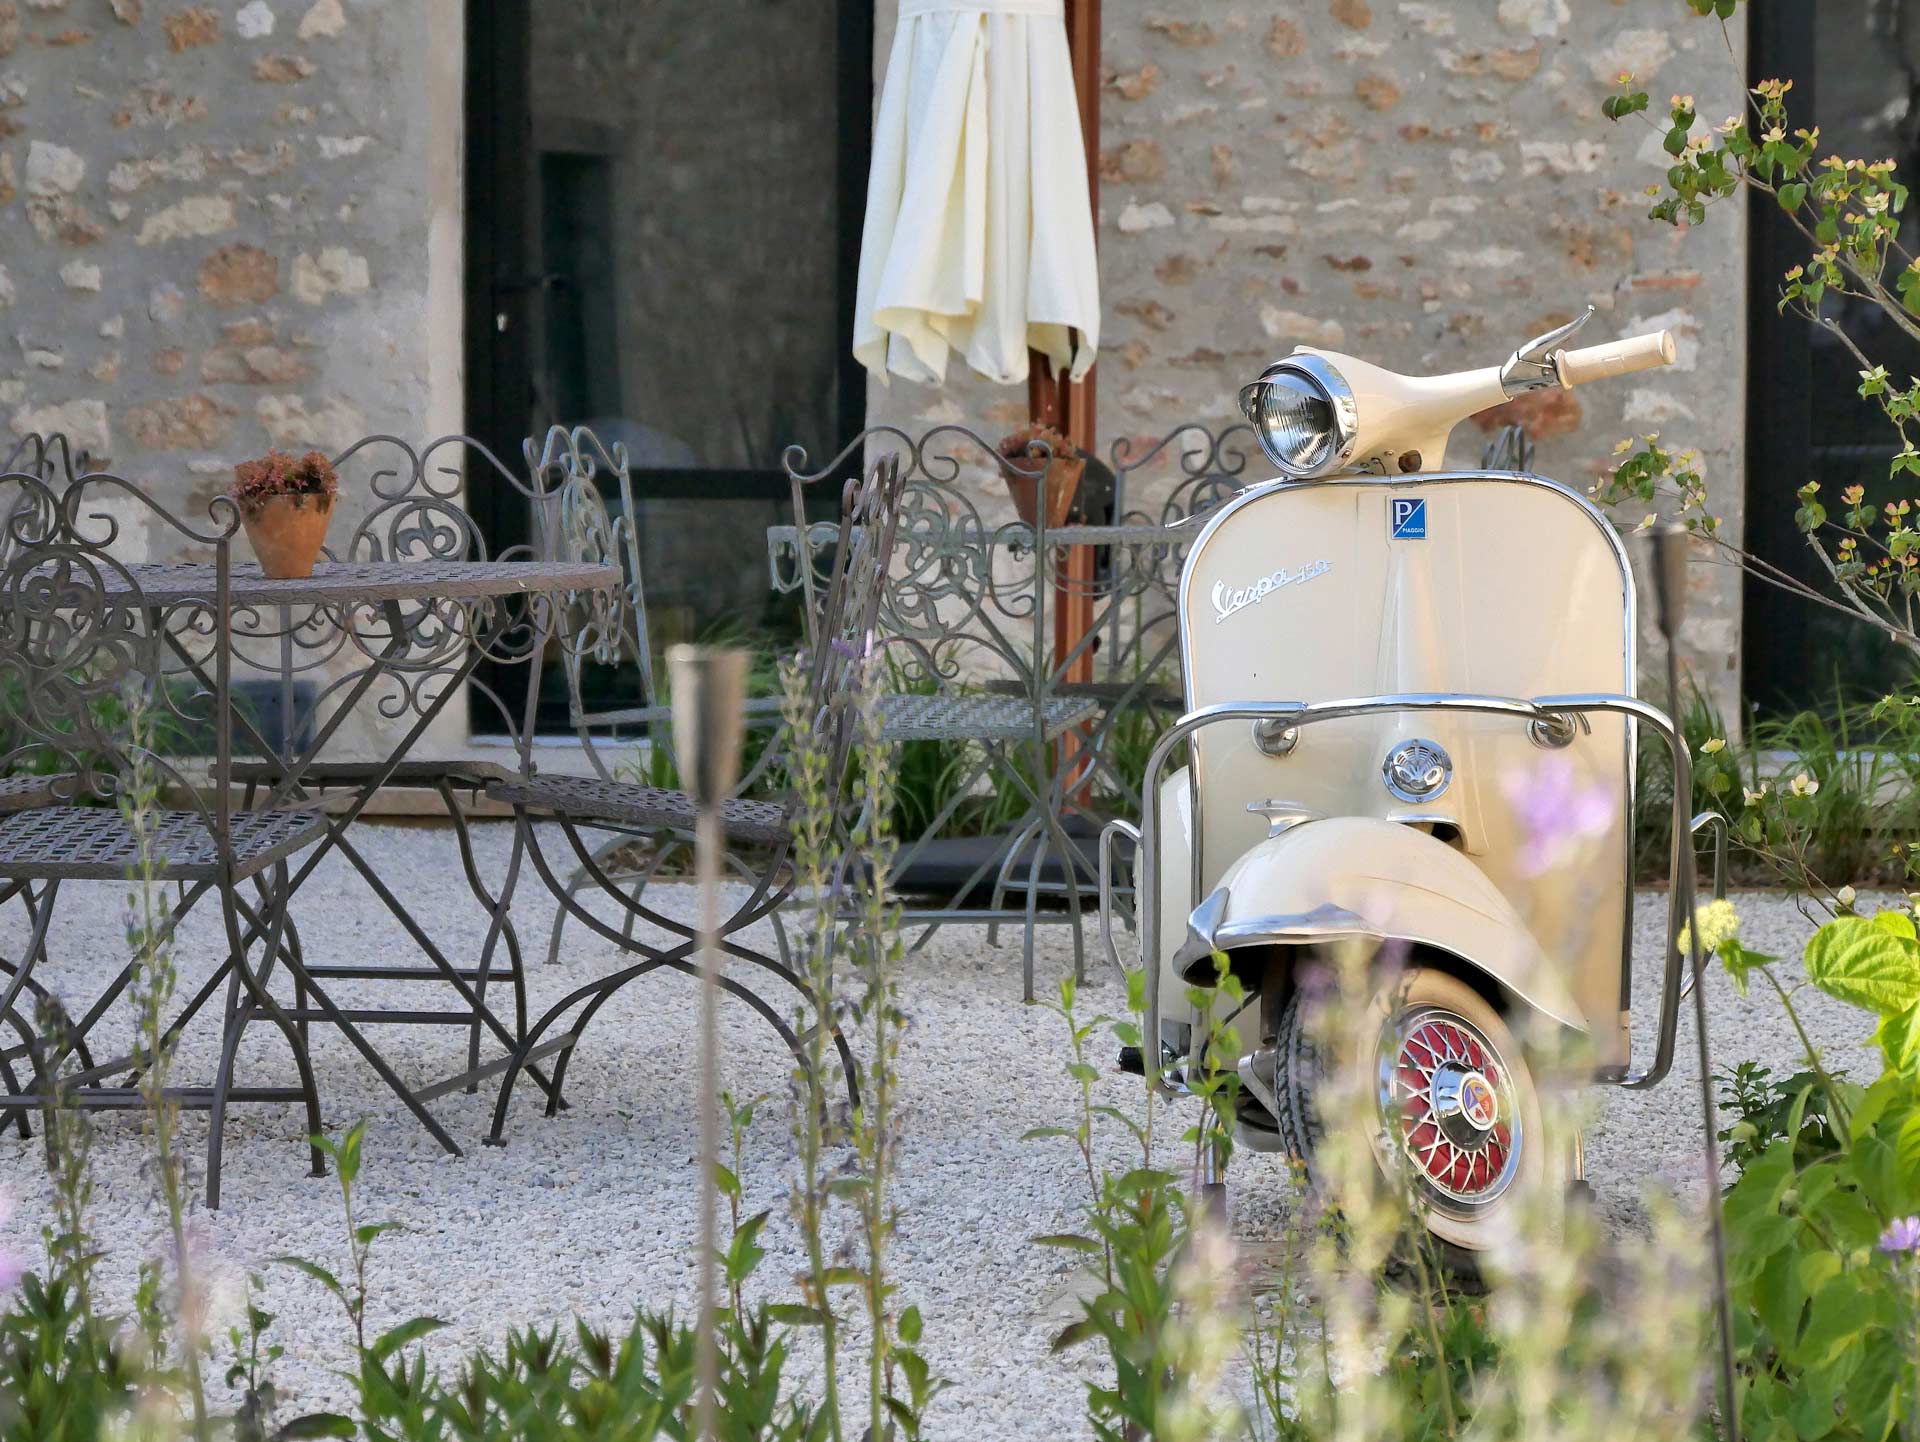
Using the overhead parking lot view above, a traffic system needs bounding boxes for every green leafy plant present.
[1717,1059,1843,1177]
[1707,906,1920,1438]
[270,1120,438,1436]
[1026,952,1255,1442]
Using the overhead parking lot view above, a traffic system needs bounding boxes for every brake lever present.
[1500,305,1596,396]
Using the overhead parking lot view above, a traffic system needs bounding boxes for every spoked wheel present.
[1274,965,1572,1280]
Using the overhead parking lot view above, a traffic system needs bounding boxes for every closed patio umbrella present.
[854,0,1100,387]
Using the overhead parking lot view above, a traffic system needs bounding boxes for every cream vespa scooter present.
[1100,309,1712,1269]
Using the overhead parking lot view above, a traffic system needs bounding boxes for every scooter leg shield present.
[1170,816,1589,1042]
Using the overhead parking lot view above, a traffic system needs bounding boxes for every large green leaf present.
[1795,1277,1870,1377]
[1750,1245,1808,1346]
[1872,910,1919,941]
[1875,999,1920,1077]
[1804,917,1920,1016]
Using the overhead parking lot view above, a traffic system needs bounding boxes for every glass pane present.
[1750,1,1920,711]
[1806,4,1920,702]
[502,0,859,726]
[527,0,848,472]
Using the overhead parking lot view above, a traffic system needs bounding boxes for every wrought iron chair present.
[0,469,331,1205]
[529,429,794,976]
[482,428,900,1139]
[0,432,103,1128]
[778,429,1122,1000]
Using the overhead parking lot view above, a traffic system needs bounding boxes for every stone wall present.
[864,0,1749,706]
[1,0,462,751]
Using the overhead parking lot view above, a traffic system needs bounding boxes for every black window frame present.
[463,0,874,731]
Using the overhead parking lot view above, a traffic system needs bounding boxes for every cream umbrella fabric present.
[854,0,1100,387]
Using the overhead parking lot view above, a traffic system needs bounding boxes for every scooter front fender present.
[1171,816,1587,1035]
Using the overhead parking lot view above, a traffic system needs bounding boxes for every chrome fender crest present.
[1210,559,1331,624]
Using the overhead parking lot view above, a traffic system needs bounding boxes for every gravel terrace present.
[0,822,1876,1436]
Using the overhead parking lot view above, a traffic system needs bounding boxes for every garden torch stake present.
[669,644,750,1442]
[1650,524,1740,1442]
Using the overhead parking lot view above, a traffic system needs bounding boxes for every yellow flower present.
[1677,898,1741,956]
[1699,737,1726,755]
[1613,437,1635,455]
[1789,771,1820,797]
[1636,514,1658,532]
[1743,783,1769,805]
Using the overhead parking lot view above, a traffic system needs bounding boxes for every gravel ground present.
[0,822,1879,1436]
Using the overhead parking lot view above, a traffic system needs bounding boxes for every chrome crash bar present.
[1109,691,1700,1098]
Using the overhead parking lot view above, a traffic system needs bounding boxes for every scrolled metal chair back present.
[335,433,526,567]
[781,427,1057,695]
[1107,421,1258,528]
[524,426,650,745]
[801,454,905,780]
[0,470,238,821]
[0,433,90,573]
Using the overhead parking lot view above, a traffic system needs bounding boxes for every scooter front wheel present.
[1273,965,1572,1279]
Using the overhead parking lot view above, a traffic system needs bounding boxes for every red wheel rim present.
[1379,1007,1522,1212]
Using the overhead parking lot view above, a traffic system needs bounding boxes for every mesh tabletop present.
[877,692,1097,743]
[107,560,621,609]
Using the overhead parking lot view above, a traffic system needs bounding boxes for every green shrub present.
[1707,910,1920,1438]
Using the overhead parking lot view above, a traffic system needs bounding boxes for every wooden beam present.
[1038,0,1100,785]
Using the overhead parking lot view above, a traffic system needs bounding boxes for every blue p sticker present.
[1391,497,1427,540]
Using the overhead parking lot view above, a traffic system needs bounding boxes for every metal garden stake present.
[668,643,750,1442]
[1650,522,1740,1442]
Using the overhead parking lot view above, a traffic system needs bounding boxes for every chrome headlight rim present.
[1236,353,1360,478]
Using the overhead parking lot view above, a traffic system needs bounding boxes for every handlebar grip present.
[1554,330,1676,388]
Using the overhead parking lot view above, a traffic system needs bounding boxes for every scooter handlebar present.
[1554,330,1676,388]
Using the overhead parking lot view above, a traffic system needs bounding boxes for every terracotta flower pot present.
[998,426,1085,531]
[241,493,333,579]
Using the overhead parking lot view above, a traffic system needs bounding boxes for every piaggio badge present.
[1391,497,1427,539]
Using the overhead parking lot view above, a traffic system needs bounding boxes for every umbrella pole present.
[1036,0,1100,783]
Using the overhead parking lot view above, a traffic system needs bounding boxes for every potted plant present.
[228,448,338,579]
[996,423,1084,531]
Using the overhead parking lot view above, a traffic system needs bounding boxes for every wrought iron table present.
[62,557,621,1165]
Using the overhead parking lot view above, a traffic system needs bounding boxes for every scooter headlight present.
[1237,355,1358,478]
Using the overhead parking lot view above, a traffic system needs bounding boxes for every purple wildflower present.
[1878,1215,1920,1256]
[1501,754,1615,878]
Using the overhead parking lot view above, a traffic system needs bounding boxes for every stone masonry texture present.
[2,1,1749,757]
[864,0,1750,711]
[2,0,458,756]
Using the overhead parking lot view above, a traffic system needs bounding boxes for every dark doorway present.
[1745,0,1920,713]
[464,0,874,729]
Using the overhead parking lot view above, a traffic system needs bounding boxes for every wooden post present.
[1034,0,1099,778]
